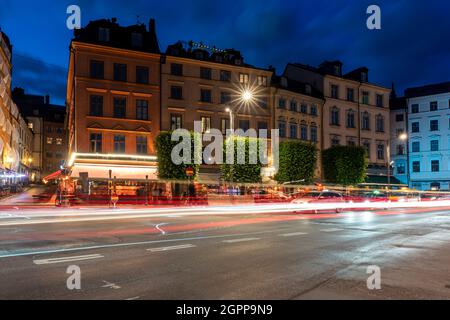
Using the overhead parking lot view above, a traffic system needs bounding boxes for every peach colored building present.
[285,61,391,178]
[66,19,161,182]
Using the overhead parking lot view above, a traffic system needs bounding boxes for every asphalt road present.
[0,205,450,300]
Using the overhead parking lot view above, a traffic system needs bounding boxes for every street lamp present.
[387,133,408,190]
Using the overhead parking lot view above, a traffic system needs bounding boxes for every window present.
[412,141,420,152]
[220,70,231,82]
[56,127,63,134]
[278,98,286,109]
[171,63,183,76]
[114,135,126,153]
[170,114,182,130]
[412,161,420,173]
[431,160,440,172]
[131,32,142,47]
[55,152,63,159]
[47,126,52,133]
[259,97,268,109]
[377,144,385,160]
[113,63,127,82]
[98,27,110,42]
[376,115,385,132]
[289,124,297,139]
[396,114,404,122]
[397,163,406,174]
[411,104,419,113]
[331,136,340,147]
[347,139,356,146]
[46,152,52,158]
[430,120,439,131]
[200,67,212,80]
[56,138,62,145]
[346,110,355,128]
[290,101,297,112]
[170,86,183,99]
[363,141,370,157]
[300,104,308,114]
[257,75,268,86]
[136,66,149,84]
[239,120,250,131]
[201,117,211,133]
[113,97,126,118]
[310,105,317,116]
[89,95,103,116]
[221,118,230,134]
[257,121,268,132]
[200,89,212,103]
[330,107,340,126]
[90,60,104,79]
[430,140,439,151]
[136,136,147,155]
[397,144,405,155]
[430,101,438,111]
[362,91,369,104]
[220,92,231,104]
[300,125,308,141]
[46,137,53,144]
[376,94,384,107]
[347,88,354,102]
[136,100,148,120]
[411,122,420,133]
[89,133,102,153]
[362,112,370,130]
[239,73,249,84]
[310,126,318,143]
[278,122,286,138]
[330,85,339,99]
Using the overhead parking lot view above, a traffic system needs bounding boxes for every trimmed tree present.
[322,146,368,186]
[221,136,263,183]
[275,141,317,184]
[155,131,201,180]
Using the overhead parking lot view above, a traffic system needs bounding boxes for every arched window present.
[330,107,340,126]
[362,111,370,130]
[346,109,355,128]
[290,100,297,112]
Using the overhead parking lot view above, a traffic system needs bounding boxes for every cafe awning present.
[70,164,158,181]
[43,170,62,182]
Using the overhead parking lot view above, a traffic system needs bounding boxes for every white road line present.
[146,244,196,252]
[125,296,140,300]
[102,281,121,289]
[222,237,260,243]
[33,253,104,265]
[155,223,167,235]
[320,228,344,233]
[279,232,308,237]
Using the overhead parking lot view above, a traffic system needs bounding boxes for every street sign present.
[185,167,194,177]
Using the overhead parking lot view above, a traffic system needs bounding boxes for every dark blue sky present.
[1,0,449,105]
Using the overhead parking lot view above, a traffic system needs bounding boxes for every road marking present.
[155,223,167,235]
[320,228,344,233]
[125,296,140,300]
[0,228,288,259]
[279,232,308,237]
[102,281,121,289]
[33,253,104,265]
[147,244,196,252]
[222,237,260,243]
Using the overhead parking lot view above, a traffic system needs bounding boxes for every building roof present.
[73,18,160,54]
[389,96,407,110]
[272,75,324,100]
[405,81,450,98]
[12,88,65,123]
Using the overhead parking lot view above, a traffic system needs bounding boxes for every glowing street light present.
[242,90,253,102]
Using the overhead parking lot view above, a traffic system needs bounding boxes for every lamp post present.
[387,133,408,191]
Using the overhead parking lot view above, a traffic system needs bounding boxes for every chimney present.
[45,94,50,105]
[149,18,156,33]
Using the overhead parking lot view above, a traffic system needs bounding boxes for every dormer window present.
[215,55,223,63]
[281,77,288,88]
[131,32,142,47]
[195,51,204,60]
[361,72,368,82]
[305,84,312,95]
[334,65,341,76]
[98,27,110,42]
[235,59,242,65]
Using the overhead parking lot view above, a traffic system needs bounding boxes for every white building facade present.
[406,82,450,191]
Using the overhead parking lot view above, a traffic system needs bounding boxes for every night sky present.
[1,0,449,105]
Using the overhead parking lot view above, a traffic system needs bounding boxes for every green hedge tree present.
[221,136,263,183]
[275,141,317,184]
[321,146,368,186]
[155,131,201,180]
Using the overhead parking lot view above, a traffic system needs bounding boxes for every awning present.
[70,164,158,181]
[43,170,62,182]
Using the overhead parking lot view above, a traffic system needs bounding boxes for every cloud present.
[12,52,66,105]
